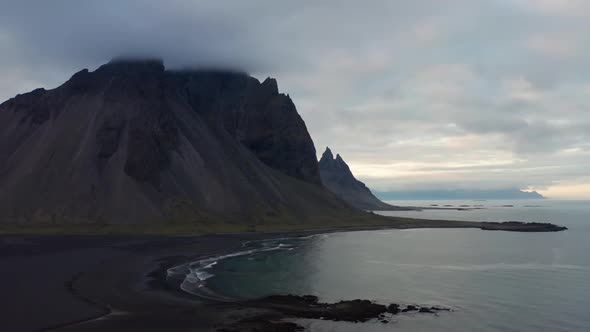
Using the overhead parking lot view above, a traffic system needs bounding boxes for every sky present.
[1,0,589,199]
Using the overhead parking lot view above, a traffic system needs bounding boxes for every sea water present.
[174,200,590,331]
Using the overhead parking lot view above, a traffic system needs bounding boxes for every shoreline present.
[0,219,567,331]
[153,221,568,330]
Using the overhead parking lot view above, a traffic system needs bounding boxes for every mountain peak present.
[321,147,334,161]
[261,77,279,95]
[0,60,335,224]
[319,148,351,174]
[319,148,398,211]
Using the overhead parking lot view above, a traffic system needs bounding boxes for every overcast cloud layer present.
[2,0,589,198]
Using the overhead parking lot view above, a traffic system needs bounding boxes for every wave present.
[167,234,320,300]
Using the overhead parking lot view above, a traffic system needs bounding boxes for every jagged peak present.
[318,148,395,210]
[321,147,334,161]
[334,153,351,170]
[319,148,352,175]
[261,77,279,95]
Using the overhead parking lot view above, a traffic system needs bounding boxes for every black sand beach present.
[0,234,253,331]
[0,220,567,332]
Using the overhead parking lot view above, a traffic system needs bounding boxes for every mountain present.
[0,59,357,225]
[318,148,403,210]
[375,189,545,200]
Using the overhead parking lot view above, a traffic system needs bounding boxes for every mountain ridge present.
[0,59,357,225]
[318,147,404,211]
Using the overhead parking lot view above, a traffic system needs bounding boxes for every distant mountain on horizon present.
[375,189,545,201]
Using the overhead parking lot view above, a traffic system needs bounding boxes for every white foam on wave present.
[168,234,320,300]
[196,271,214,281]
[203,261,218,269]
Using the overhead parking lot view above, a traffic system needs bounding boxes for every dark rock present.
[96,116,126,161]
[248,295,388,323]
[179,69,321,185]
[240,295,456,326]
[387,303,400,314]
[319,147,410,211]
[327,299,388,322]
[402,305,418,312]
[264,294,319,305]
[480,222,567,232]
[301,295,320,304]
[260,77,279,95]
[0,59,357,224]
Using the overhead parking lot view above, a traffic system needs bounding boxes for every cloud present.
[517,0,587,16]
[1,0,590,198]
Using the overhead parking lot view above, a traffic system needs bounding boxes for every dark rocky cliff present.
[319,147,401,211]
[0,59,352,224]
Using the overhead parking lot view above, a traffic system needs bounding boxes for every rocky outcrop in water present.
[0,59,354,224]
[480,221,567,232]
[235,294,452,329]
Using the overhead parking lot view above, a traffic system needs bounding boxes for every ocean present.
[171,200,590,331]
